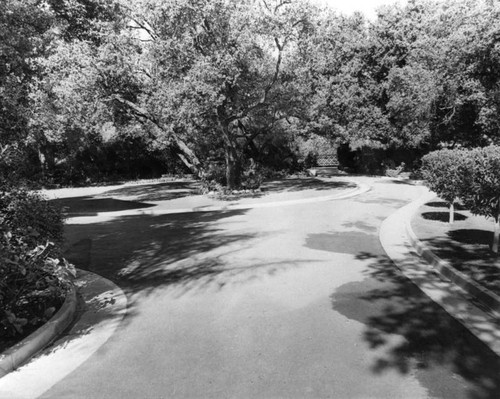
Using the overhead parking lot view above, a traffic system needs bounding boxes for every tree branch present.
[274,0,292,14]
[110,95,202,172]
[225,36,284,124]
[129,16,159,41]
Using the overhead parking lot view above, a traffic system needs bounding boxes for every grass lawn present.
[411,200,500,297]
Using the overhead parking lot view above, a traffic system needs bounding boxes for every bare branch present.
[129,16,159,41]
[120,1,159,41]
[274,0,292,14]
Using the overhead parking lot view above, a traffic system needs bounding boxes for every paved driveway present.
[10,178,500,398]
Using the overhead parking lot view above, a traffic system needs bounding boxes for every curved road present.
[8,178,500,398]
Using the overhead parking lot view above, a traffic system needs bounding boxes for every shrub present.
[199,162,227,194]
[459,146,500,252]
[384,161,405,178]
[0,188,74,338]
[421,149,468,223]
[303,152,318,169]
[240,161,263,190]
[460,146,500,217]
[200,160,267,193]
[421,145,500,252]
[0,189,64,247]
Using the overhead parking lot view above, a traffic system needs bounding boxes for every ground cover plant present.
[0,186,75,344]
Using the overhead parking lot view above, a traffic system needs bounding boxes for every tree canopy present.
[2,0,500,187]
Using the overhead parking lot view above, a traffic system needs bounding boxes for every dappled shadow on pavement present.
[211,178,356,201]
[100,181,200,202]
[351,196,409,207]
[51,196,155,217]
[373,179,416,186]
[332,251,500,399]
[63,209,298,302]
[305,231,381,255]
[426,201,467,210]
[58,178,354,205]
[261,178,354,193]
[420,233,500,297]
[448,229,493,246]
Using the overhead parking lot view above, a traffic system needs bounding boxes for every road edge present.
[0,284,77,378]
[0,269,127,399]
[405,205,500,316]
[66,178,371,224]
[380,189,500,357]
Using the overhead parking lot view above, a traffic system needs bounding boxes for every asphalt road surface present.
[26,178,500,398]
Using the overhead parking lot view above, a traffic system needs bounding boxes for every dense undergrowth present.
[0,186,75,341]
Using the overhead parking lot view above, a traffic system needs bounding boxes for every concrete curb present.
[380,189,500,357]
[406,204,500,317]
[0,270,127,399]
[0,284,78,378]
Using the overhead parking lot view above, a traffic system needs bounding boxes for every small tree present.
[460,146,500,253]
[421,148,467,223]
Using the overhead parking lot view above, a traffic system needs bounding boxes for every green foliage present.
[0,188,74,338]
[4,0,500,185]
[303,152,318,169]
[46,0,121,43]
[240,161,263,190]
[200,159,264,194]
[421,149,468,205]
[460,146,500,221]
[0,189,65,245]
[421,145,500,250]
[384,162,405,178]
[200,162,227,193]
[422,146,500,220]
[0,0,54,183]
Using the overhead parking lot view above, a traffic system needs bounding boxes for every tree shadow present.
[341,220,378,233]
[100,181,200,202]
[421,233,500,296]
[305,231,380,255]
[50,197,155,217]
[376,179,416,185]
[449,229,493,246]
[423,235,494,261]
[63,209,300,302]
[188,178,356,201]
[422,212,468,222]
[331,251,500,399]
[425,201,467,210]
[261,178,355,193]
[352,197,409,207]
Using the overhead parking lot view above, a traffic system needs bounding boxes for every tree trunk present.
[493,199,500,254]
[38,147,47,178]
[171,136,202,177]
[38,144,55,178]
[493,219,499,254]
[449,202,454,224]
[111,94,202,177]
[218,116,241,190]
[225,142,240,190]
